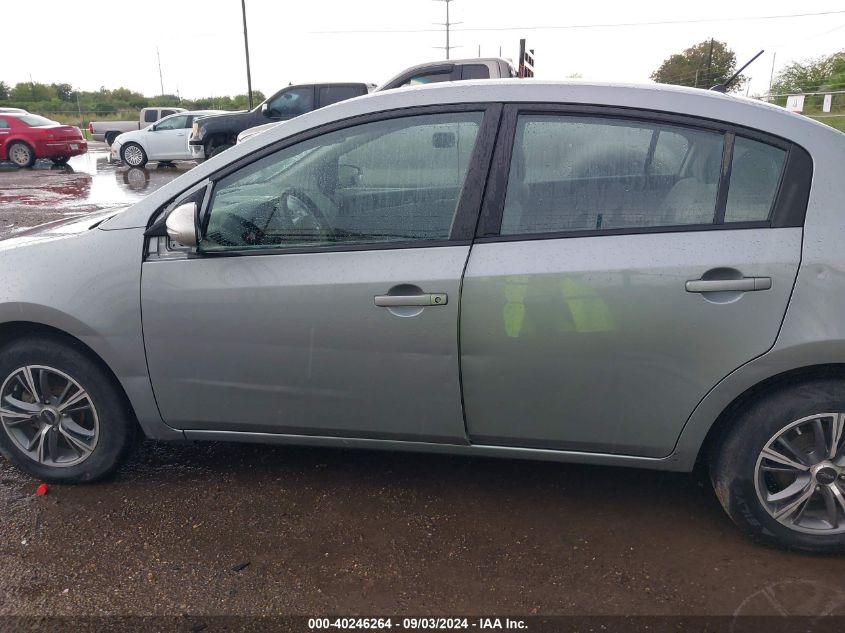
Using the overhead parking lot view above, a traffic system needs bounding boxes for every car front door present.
[460,105,805,457]
[141,105,498,442]
[148,114,190,159]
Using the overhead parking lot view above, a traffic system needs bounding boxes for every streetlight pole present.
[241,0,254,109]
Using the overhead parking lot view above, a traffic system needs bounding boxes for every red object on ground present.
[0,113,87,164]
[36,483,49,497]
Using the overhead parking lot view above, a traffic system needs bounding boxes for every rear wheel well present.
[697,363,845,467]
[0,321,141,432]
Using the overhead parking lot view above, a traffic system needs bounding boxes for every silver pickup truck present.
[88,107,186,145]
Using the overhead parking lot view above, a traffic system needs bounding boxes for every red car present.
[0,113,87,167]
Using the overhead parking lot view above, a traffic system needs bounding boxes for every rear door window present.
[461,64,490,80]
[499,114,723,234]
[318,86,365,107]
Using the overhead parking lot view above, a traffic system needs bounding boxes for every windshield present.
[17,114,57,127]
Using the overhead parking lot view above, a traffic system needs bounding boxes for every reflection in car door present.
[460,105,804,458]
[140,106,499,442]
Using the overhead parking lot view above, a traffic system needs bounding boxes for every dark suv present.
[189,83,372,160]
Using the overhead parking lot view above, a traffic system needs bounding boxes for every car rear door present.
[141,105,499,442]
[459,104,808,457]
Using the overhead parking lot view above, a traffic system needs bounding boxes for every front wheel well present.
[0,321,141,432]
[697,363,845,467]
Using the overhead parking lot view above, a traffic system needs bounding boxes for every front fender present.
[0,226,181,440]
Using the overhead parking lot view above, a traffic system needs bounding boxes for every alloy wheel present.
[755,413,845,534]
[9,144,32,167]
[123,145,144,167]
[0,365,99,467]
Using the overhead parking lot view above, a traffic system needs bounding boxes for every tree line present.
[0,82,265,118]
[650,40,845,98]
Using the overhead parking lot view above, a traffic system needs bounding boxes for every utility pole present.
[75,88,83,130]
[705,38,714,86]
[768,51,777,101]
[433,0,460,60]
[156,47,164,95]
[241,0,254,109]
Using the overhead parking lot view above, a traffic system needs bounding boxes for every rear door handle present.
[374,293,448,307]
[685,277,772,293]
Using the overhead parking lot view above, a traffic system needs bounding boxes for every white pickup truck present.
[88,107,186,145]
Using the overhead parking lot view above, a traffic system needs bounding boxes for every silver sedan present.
[1,80,843,553]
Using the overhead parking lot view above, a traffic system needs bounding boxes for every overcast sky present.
[6,1,845,99]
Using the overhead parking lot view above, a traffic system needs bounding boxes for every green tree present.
[771,51,845,94]
[0,81,8,100]
[651,40,744,92]
[51,83,74,102]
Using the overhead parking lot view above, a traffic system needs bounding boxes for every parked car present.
[236,58,517,145]
[1,81,844,552]
[189,83,373,160]
[89,107,186,145]
[110,110,226,167]
[0,107,29,114]
[0,113,87,167]
[378,57,518,90]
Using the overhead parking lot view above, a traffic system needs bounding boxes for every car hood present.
[0,208,126,250]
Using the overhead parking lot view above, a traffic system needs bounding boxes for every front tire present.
[121,142,147,168]
[7,142,35,168]
[0,337,137,483]
[711,379,845,553]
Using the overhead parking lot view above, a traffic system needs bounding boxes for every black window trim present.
[183,102,502,258]
[475,102,811,242]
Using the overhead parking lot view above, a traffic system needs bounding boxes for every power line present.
[308,9,845,35]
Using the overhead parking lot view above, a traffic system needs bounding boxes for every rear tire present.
[0,337,138,483]
[50,156,70,166]
[711,379,845,553]
[104,132,119,146]
[121,142,147,168]
[7,142,35,168]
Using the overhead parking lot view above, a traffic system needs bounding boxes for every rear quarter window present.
[725,137,787,223]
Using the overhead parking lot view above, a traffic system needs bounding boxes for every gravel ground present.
[1,149,845,623]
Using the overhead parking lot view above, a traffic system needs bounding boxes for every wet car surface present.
[1,139,844,620]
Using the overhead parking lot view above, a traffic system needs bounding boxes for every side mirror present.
[165,202,198,247]
[261,103,269,116]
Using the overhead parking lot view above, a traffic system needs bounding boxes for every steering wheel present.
[208,189,330,248]
[213,213,268,247]
[278,188,330,236]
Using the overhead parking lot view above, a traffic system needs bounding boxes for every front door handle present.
[374,293,448,307]
[685,277,772,293]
